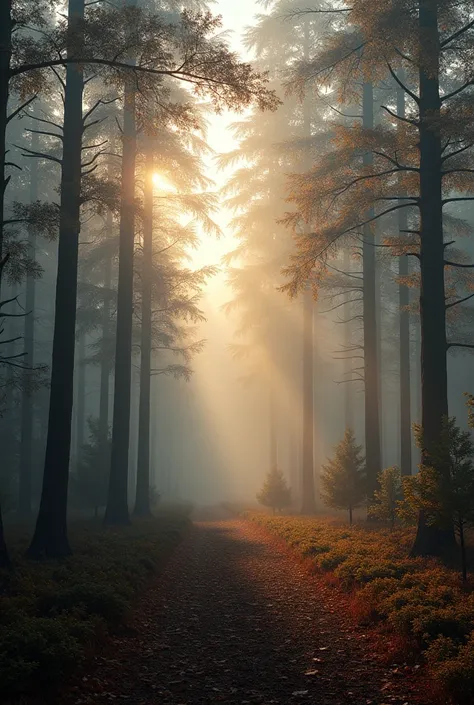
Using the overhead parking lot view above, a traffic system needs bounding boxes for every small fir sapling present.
[257,466,291,514]
[320,429,366,525]
[369,466,402,529]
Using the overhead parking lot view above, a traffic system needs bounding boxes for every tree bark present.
[98,212,112,456]
[0,0,12,563]
[134,149,153,518]
[27,0,85,558]
[301,286,316,513]
[410,0,456,557]
[75,332,86,457]
[397,78,412,477]
[105,18,137,525]
[343,247,354,430]
[362,81,382,500]
[18,131,39,516]
[300,19,316,515]
[459,520,467,583]
[0,0,12,265]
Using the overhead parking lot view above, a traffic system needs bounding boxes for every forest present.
[1,0,474,704]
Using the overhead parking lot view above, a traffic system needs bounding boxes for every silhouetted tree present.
[257,466,291,513]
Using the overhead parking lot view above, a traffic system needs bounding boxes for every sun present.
[152,173,173,191]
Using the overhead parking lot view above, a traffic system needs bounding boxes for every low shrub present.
[247,512,474,704]
[0,509,190,697]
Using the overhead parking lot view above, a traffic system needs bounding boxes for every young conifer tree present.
[257,466,291,514]
[321,428,366,525]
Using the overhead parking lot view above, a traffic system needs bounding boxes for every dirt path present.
[71,521,425,705]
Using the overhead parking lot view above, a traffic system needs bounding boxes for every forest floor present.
[65,519,427,705]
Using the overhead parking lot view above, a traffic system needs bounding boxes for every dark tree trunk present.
[343,247,353,430]
[349,506,353,526]
[410,0,456,557]
[301,286,316,514]
[0,0,12,264]
[27,0,85,559]
[105,65,137,526]
[0,5,12,553]
[134,149,153,518]
[362,81,382,500]
[18,132,39,516]
[75,332,86,458]
[0,506,9,568]
[459,521,467,582]
[397,79,412,477]
[98,212,113,455]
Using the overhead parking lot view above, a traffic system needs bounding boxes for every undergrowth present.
[0,509,191,698]
[247,512,474,705]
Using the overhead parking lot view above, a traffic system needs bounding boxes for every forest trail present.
[70,521,424,705]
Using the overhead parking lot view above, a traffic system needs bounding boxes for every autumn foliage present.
[249,513,474,703]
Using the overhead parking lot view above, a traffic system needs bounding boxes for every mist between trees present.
[1,0,474,566]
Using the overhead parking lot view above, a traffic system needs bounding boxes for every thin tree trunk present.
[349,506,353,526]
[343,247,353,430]
[459,521,467,582]
[27,0,85,558]
[98,218,113,435]
[75,332,86,457]
[302,286,316,513]
[269,384,278,470]
[300,20,316,515]
[363,81,382,501]
[0,0,12,265]
[410,0,456,557]
[134,148,153,517]
[397,78,412,477]
[0,0,12,564]
[18,132,39,516]
[98,213,112,455]
[105,17,137,525]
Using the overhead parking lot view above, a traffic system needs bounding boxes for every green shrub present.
[247,512,474,702]
[37,582,128,623]
[0,617,84,693]
[0,511,190,696]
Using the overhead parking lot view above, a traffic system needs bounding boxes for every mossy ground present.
[0,508,191,699]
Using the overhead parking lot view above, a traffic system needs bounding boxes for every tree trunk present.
[269,384,278,470]
[459,521,467,583]
[27,0,85,559]
[98,211,113,467]
[0,0,12,561]
[410,0,456,557]
[0,0,12,265]
[362,81,382,500]
[349,506,353,526]
[397,78,412,477]
[300,19,316,515]
[75,332,86,458]
[301,286,316,514]
[134,149,153,518]
[0,505,9,568]
[343,247,353,430]
[105,37,137,526]
[18,132,39,516]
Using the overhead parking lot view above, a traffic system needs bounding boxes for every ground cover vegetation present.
[248,512,474,704]
[0,509,191,697]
